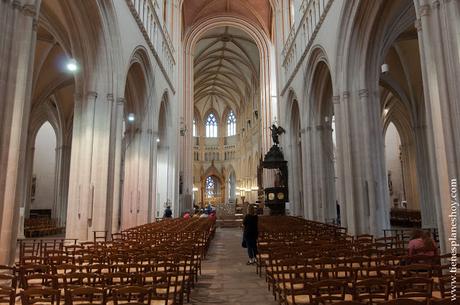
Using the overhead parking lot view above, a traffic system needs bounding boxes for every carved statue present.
[269,124,286,145]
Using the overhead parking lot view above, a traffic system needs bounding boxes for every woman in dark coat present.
[243,205,258,264]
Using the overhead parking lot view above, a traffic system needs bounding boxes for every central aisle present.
[190,227,278,305]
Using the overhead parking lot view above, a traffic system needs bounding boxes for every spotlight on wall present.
[156,138,160,143]
[381,63,389,74]
[384,108,389,116]
[192,187,198,192]
[127,113,135,123]
[66,59,78,72]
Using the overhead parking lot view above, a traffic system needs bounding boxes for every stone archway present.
[120,48,155,229]
[286,93,304,217]
[180,15,278,197]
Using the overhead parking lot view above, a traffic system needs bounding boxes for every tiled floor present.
[190,227,277,305]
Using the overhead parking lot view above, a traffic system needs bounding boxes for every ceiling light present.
[381,63,389,74]
[156,138,160,143]
[66,59,78,72]
[127,113,135,122]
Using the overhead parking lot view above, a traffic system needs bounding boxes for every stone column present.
[413,124,437,227]
[332,95,346,227]
[0,0,39,265]
[314,124,325,221]
[66,90,114,241]
[137,124,152,225]
[302,126,315,220]
[19,142,35,239]
[357,89,390,236]
[415,0,460,252]
[149,130,159,222]
[299,128,308,218]
[317,121,336,222]
[181,50,194,201]
[109,98,126,233]
[54,144,71,227]
[336,89,390,236]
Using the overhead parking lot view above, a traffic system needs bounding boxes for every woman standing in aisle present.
[243,205,259,265]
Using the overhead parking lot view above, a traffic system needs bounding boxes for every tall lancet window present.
[206,176,216,198]
[193,119,197,137]
[205,113,218,138]
[227,110,236,136]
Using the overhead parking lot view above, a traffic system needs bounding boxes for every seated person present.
[163,206,172,218]
[408,229,438,257]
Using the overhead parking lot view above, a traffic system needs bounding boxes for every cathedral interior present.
[0,0,459,304]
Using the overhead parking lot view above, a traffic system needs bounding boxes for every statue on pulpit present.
[269,124,285,145]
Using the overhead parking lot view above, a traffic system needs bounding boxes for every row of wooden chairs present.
[253,216,457,305]
[19,285,177,305]
[6,217,217,305]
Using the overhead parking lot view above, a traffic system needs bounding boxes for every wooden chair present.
[394,277,433,304]
[103,272,131,297]
[23,273,58,290]
[0,273,17,290]
[19,264,51,288]
[310,279,347,304]
[20,288,60,305]
[396,264,432,279]
[279,267,315,305]
[63,272,102,290]
[439,273,460,299]
[64,287,106,305]
[0,287,15,305]
[352,278,390,304]
[113,286,152,305]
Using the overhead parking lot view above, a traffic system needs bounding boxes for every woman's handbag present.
[241,238,247,248]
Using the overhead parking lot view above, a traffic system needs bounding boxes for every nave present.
[1,216,458,305]
[189,227,277,305]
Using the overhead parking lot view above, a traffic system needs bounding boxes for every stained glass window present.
[205,113,218,137]
[227,110,236,136]
[206,176,215,198]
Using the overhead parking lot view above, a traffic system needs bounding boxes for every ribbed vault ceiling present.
[182,0,272,37]
[194,26,260,115]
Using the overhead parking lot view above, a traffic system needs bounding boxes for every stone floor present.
[190,227,278,305]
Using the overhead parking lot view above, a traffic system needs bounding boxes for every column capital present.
[117,97,125,104]
[106,94,114,102]
[415,19,422,32]
[87,91,98,99]
[420,4,431,16]
[22,4,36,17]
[358,89,369,98]
[342,91,350,99]
[12,1,22,10]
[431,0,440,10]
[332,95,340,105]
